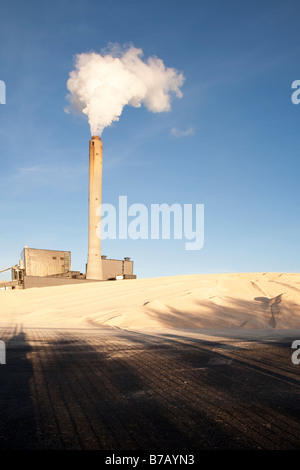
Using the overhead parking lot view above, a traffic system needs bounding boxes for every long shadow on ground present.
[0,327,299,450]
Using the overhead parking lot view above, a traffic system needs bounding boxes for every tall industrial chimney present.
[86,135,103,280]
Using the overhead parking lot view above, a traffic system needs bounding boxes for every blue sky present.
[0,0,300,279]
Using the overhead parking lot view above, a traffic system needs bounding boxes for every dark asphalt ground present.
[0,325,299,451]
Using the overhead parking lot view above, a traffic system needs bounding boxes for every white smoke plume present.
[65,44,185,136]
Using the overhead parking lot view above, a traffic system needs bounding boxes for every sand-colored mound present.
[0,272,300,330]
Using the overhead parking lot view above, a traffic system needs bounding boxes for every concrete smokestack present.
[86,135,103,280]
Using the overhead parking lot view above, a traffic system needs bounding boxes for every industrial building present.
[20,247,71,277]
[6,246,136,289]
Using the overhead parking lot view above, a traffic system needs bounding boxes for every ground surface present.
[0,325,299,450]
